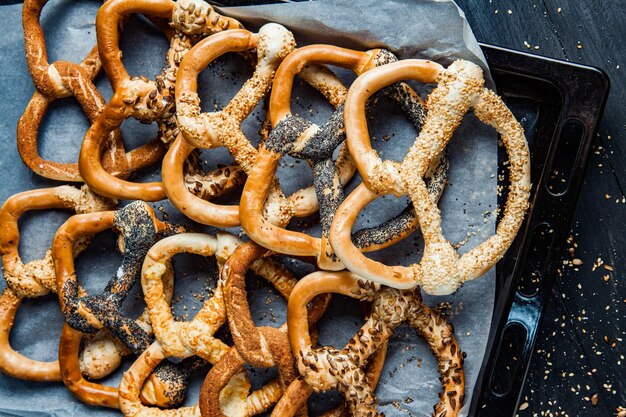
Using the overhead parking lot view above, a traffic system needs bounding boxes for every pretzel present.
[330,60,531,295]
[198,241,331,417]
[53,202,200,407]
[119,233,288,416]
[0,186,115,381]
[287,271,465,417]
[240,45,448,270]
[18,0,165,182]
[166,24,352,227]
[79,0,243,201]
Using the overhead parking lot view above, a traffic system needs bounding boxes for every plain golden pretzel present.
[18,0,164,182]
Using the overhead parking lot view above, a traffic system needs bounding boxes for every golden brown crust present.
[331,59,531,295]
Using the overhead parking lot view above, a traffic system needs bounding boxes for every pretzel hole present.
[73,229,122,295]
[437,113,498,253]
[169,253,220,322]
[364,93,423,162]
[378,323,442,410]
[197,53,250,103]
[117,14,168,83]
[37,97,93,164]
[40,0,100,63]
[10,295,63,362]
[17,209,70,262]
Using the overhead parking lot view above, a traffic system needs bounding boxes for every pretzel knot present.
[288,272,465,417]
[331,59,531,295]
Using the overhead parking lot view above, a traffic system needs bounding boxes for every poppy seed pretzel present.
[119,233,287,416]
[287,271,465,417]
[0,186,115,381]
[199,241,332,417]
[241,44,448,270]
[331,59,531,295]
[53,202,199,408]
[18,0,164,182]
[79,0,243,201]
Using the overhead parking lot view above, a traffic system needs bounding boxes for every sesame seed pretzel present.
[18,0,166,182]
[79,0,243,201]
[53,202,200,407]
[119,233,286,416]
[0,186,115,381]
[198,241,332,417]
[331,60,531,295]
[287,271,465,417]
[164,23,300,227]
[240,45,448,270]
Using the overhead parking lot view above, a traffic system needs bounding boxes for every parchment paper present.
[0,0,497,416]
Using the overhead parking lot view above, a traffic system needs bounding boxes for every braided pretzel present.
[330,60,531,295]
[287,271,465,417]
[240,45,448,270]
[198,241,331,417]
[18,0,165,182]
[79,0,243,201]
[53,202,200,407]
[0,186,115,381]
[119,233,287,416]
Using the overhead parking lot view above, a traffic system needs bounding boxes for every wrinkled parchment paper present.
[0,0,496,416]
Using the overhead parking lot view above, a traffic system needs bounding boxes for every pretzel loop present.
[331,60,531,294]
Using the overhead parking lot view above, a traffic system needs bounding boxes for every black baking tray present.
[470,44,609,417]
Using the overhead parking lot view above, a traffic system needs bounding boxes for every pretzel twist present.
[0,186,115,381]
[120,233,288,416]
[53,202,199,408]
[287,272,465,417]
[199,241,342,417]
[18,0,165,182]
[330,60,531,294]
[241,45,448,270]
[80,0,243,201]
